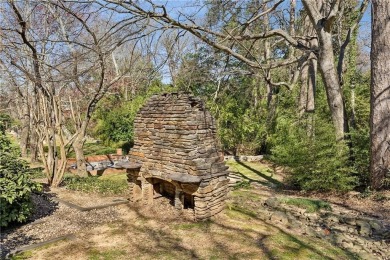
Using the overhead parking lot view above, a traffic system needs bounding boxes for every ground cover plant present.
[279,197,332,213]
[63,173,128,195]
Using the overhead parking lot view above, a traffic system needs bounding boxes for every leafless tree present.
[0,0,155,183]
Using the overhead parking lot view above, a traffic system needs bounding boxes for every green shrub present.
[207,88,267,155]
[29,167,46,179]
[93,82,171,146]
[0,113,12,131]
[267,79,363,192]
[0,120,41,227]
[63,175,128,195]
[270,114,357,192]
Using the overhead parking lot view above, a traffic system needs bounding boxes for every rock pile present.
[127,93,230,220]
[262,197,390,259]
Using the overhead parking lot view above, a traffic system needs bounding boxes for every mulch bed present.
[0,188,129,258]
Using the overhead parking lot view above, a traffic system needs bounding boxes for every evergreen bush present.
[270,114,357,191]
[0,118,41,227]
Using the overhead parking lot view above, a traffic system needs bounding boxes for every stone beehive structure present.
[127,92,230,220]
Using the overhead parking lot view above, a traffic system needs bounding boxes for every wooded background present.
[0,0,389,191]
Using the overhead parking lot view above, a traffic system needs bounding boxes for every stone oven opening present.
[152,179,175,199]
[123,92,230,220]
[183,193,195,209]
[150,179,195,210]
[151,179,175,200]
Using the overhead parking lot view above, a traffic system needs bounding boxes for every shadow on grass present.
[106,203,357,260]
[234,160,284,188]
[6,189,363,260]
[9,197,359,260]
[218,204,359,260]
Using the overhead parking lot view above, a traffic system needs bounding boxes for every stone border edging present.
[52,197,128,211]
[224,155,264,162]
[7,234,76,258]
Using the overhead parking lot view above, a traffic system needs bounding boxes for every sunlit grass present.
[226,160,283,188]
[88,249,127,260]
[279,197,332,213]
[67,142,116,158]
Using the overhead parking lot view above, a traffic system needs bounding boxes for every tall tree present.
[100,0,368,142]
[370,1,390,189]
[0,0,148,182]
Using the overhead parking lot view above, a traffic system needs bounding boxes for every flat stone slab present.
[167,173,202,183]
[114,162,142,170]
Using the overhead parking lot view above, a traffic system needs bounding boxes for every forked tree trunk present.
[317,28,348,142]
[303,0,349,142]
[370,1,390,190]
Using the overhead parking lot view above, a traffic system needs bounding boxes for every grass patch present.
[279,197,331,213]
[233,180,251,190]
[63,174,128,195]
[67,142,116,158]
[174,221,211,231]
[226,160,283,188]
[10,251,33,260]
[230,189,262,201]
[208,249,260,260]
[88,249,127,260]
[226,203,258,220]
[265,232,353,260]
[98,173,127,182]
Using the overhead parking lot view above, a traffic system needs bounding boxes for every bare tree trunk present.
[306,39,318,113]
[29,91,39,162]
[72,130,88,177]
[51,96,68,187]
[288,0,296,60]
[297,8,317,118]
[264,9,277,134]
[68,96,88,177]
[299,61,309,117]
[19,99,30,157]
[306,57,316,112]
[29,126,38,162]
[370,1,390,190]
